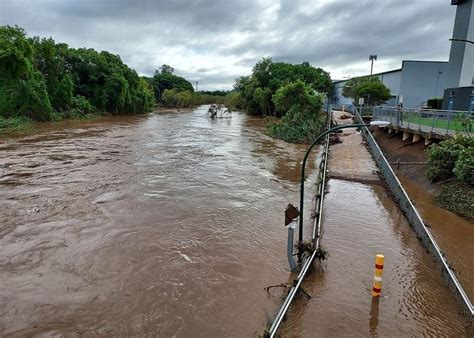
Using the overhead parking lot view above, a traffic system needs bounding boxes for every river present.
[0,106,468,336]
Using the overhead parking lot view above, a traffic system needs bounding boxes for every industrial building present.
[333,0,474,111]
[332,61,448,108]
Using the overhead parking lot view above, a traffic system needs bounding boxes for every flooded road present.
[0,106,469,336]
[280,180,468,336]
[1,107,316,337]
[278,113,469,337]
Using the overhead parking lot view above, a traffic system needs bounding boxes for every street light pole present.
[369,55,378,75]
[297,120,390,243]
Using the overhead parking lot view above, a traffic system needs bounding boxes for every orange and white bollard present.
[372,254,384,297]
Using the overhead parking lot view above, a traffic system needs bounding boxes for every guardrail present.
[266,108,332,337]
[352,104,474,322]
[373,106,473,135]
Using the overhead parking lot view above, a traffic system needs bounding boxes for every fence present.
[352,105,474,322]
[373,106,473,135]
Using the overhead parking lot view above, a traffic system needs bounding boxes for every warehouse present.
[332,60,448,109]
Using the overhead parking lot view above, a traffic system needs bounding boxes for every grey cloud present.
[0,0,458,89]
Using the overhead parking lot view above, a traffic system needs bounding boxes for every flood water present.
[280,180,468,336]
[0,106,469,336]
[1,107,316,337]
[397,175,474,300]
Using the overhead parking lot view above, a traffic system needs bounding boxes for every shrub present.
[426,134,474,183]
[266,80,324,143]
[427,97,443,110]
[454,147,474,185]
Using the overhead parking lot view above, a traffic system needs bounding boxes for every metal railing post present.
[446,112,452,135]
[431,111,437,132]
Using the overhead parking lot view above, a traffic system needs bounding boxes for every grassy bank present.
[437,181,474,220]
[0,116,34,133]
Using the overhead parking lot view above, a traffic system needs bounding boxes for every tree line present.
[0,26,156,127]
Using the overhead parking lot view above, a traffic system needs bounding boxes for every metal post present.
[446,112,452,134]
[431,111,437,132]
[287,222,297,271]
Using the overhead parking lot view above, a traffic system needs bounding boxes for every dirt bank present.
[372,128,441,195]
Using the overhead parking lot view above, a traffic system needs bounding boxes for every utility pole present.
[195,81,199,92]
[369,55,377,75]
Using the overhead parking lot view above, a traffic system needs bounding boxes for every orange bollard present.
[372,254,384,297]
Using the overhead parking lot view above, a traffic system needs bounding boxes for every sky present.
[0,0,457,90]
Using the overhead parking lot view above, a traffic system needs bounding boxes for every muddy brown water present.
[279,179,468,337]
[0,106,469,336]
[1,107,317,337]
[397,175,474,300]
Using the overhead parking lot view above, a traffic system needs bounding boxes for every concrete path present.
[327,111,379,183]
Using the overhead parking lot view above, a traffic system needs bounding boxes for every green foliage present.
[0,25,155,124]
[343,76,391,104]
[224,91,242,109]
[234,57,332,116]
[436,181,474,220]
[454,147,473,185]
[150,66,194,102]
[427,97,443,110]
[426,134,474,184]
[70,95,95,115]
[266,80,324,143]
[0,26,52,121]
[0,116,33,132]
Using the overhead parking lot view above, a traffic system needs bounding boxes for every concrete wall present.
[399,61,449,108]
[332,80,353,105]
[378,71,402,106]
[442,86,474,110]
[446,0,474,88]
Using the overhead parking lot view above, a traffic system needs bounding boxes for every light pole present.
[297,120,390,243]
[369,55,378,75]
[195,81,199,92]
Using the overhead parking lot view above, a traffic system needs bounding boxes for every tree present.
[233,58,332,116]
[151,67,194,102]
[343,76,390,104]
[1,25,155,122]
[0,26,52,121]
[159,64,174,74]
[267,80,325,143]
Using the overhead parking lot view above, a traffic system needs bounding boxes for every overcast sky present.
[0,0,457,90]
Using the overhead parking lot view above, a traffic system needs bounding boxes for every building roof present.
[333,68,402,84]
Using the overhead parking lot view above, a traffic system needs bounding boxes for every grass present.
[402,114,472,133]
[436,181,473,220]
[0,116,33,133]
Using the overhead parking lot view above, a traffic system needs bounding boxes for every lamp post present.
[369,55,378,75]
[297,120,390,243]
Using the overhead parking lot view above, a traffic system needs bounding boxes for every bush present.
[454,147,474,185]
[426,134,474,183]
[427,97,443,110]
[70,95,95,115]
[0,116,33,132]
[266,80,324,143]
